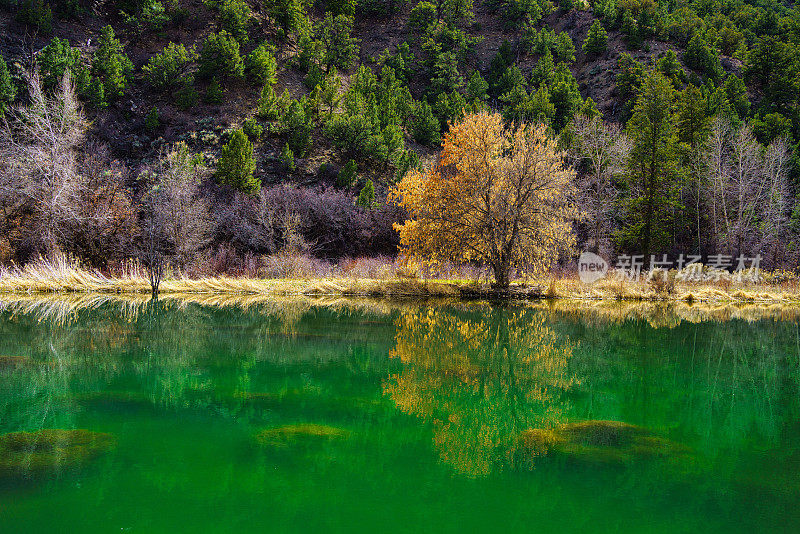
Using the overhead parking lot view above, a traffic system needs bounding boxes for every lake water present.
[0,298,798,533]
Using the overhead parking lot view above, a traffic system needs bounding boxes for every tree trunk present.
[492,259,511,290]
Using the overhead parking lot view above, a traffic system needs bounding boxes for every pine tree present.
[280,143,296,171]
[620,71,681,259]
[357,179,375,208]
[216,129,259,194]
[0,56,16,117]
[582,20,608,57]
[412,100,441,147]
[145,106,160,132]
[92,25,133,100]
[336,159,357,187]
[205,77,223,104]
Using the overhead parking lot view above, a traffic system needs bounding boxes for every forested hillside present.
[1,0,799,272]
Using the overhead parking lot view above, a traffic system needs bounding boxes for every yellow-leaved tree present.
[391,111,578,288]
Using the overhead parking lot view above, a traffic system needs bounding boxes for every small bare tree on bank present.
[137,142,211,296]
[569,114,631,255]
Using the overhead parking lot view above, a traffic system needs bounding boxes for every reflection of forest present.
[1,297,798,481]
[0,300,397,437]
[384,306,578,476]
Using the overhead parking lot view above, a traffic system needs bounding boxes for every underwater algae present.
[0,429,116,479]
[514,421,694,467]
[254,424,352,449]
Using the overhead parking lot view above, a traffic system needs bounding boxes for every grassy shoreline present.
[1,256,798,304]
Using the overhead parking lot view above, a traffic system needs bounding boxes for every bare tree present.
[141,142,211,269]
[704,118,793,265]
[137,142,211,294]
[0,70,134,263]
[570,115,630,254]
[0,70,85,255]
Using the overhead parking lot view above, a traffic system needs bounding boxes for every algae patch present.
[514,420,693,468]
[0,429,117,479]
[254,424,351,449]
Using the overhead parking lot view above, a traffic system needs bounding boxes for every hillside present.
[1,0,799,271]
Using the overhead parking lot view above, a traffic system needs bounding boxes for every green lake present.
[1,298,798,533]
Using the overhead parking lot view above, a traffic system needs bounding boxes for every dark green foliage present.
[39,37,80,89]
[583,20,607,57]
[408,1,436,33]
[205,77,224,104]
[318,14,360,71]
[522,27,575,63]
[675,84,710,147]
[280,143,296,171]
[657,50,686,88]
[356,179,375,208]
[264,0,308,36]
[723,75,749,119]
[0,56,16,117]
[620,71,681,259]
[616,53,645,118]
[120,0,169,33]
[217,128,259,194]
[258,85,291,121]
[487,40,515,96]
[489,0,547,30]
[465,70,488,104]
[17,0,52,33]
[145,106,160,132]
[412,100,441,147]
[247,43,277,86]
[324,65,414,168]
[199,31,245,80]
[684,33,723,81]
[143,42,197,91]
[219,0,252,43]
[243,117,264,140]
[752,113,793,145]
[174,82,198,110]
[337,159,357,187]
[378,43,415,83]
[91,26,134,101]
[283,99,313,156]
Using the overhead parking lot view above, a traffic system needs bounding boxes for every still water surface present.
[0,299,798,533]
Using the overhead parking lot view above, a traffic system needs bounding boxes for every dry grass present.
[0,256,798,306]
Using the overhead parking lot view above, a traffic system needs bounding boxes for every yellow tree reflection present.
[385,306,578,476]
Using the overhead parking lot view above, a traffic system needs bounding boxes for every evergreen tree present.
[337,159,357,187]
[205,77,223,104]
[357,179,375,208]
[145,106,160,132]
[92,25,134,100]
[216,129,259,194]
[676,84,710,147]
[582,20,608,57]
[620,71,681,259]
[283,100,312,156]
[413,100,441,147]
[199,31,245,80]
[0,56,16,117]
[39,37,80,89]
[280,143,296,171]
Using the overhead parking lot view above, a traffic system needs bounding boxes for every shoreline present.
[1,272,798,305]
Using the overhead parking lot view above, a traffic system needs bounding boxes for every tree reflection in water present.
[384,305,579,476]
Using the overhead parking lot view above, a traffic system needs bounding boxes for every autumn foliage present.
[391,111,577,288]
